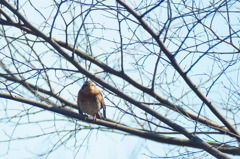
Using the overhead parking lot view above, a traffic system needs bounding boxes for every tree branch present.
[0,92,239,156]
[0,10,236,140]
[116,0,240,143]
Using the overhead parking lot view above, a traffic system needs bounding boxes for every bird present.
[77,80,106,120]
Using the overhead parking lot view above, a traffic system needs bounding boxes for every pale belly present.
[79,100,101,116]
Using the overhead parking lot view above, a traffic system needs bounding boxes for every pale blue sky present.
[0,0,239,159]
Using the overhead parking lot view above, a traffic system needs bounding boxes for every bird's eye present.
[89,83,94,86]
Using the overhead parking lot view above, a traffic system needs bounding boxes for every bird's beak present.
[88,83,93,86]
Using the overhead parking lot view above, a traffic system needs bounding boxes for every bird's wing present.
[77,90,83,115]
[97,90,106,119]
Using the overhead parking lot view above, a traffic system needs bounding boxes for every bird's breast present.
[78,96,102,115]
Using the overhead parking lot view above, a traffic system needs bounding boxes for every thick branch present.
[0,11,235,139]
[0,72,76,108]
[0,93,239,156]
[116,0,240,143]
[0,1,233,158]
[0,1,238,158]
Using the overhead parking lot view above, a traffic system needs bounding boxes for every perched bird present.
[77,81,106,120]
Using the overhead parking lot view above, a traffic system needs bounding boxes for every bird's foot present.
[79,113,88,120]
[92,116,97,122]
[83,114,88,120]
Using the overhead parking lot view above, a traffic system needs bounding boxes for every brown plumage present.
[77,81,106,119]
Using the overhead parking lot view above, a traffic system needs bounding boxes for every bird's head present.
[81,81,95,90]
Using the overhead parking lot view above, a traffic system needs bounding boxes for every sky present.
[0,0,239,159]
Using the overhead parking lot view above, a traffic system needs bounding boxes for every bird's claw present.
[79,113,88,120]
[83,114,88,120]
